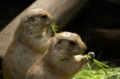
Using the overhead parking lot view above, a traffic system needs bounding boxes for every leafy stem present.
[86,55,111,79]
[51,24,58,34]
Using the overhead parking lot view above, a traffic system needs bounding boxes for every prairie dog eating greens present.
[26,32,95,79]
[2,8,54,79]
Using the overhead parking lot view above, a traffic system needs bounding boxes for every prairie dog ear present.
[28,16,36,22]
[21,16,31,24]
[26,16,37,26]
[22,15,41,27]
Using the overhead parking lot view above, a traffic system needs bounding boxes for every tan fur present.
[2,8,54,79]
[26,32,95,79]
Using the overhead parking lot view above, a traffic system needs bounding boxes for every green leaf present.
[51,24,58,34]
[93,59,109,68]
[87,63,92,70]
[86,55,110,79]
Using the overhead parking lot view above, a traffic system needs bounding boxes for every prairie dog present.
[26,32,95,79]
[2,8,54,79]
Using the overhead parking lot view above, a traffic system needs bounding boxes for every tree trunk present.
[0,0,87,57]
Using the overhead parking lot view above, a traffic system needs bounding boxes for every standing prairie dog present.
[26,32,95,79]
[2,8,54,79]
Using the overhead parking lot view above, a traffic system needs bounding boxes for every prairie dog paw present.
[82,56,89,62]
[88,52,95,59]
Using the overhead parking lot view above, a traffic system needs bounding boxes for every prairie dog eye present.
[69,41,76,46]
[41,15,47,19]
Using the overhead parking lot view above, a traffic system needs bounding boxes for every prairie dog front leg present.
[74,52,95,63]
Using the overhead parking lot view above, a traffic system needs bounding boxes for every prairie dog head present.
[48,32,87,56]
[22,8,54,27]
[14,8,54,52]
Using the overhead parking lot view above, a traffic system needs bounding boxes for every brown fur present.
[2,8,54,79]
[26,32,95,79]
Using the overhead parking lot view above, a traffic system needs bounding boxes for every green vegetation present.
[51,24,58,34]
[87,55,110,79]
[72,67,120,79]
